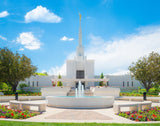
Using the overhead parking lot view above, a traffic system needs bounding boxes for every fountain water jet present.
[76,81,84,97]
[75,88,78,97]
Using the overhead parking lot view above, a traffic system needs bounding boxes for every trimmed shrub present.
[0,82,9,91]
[18,83,28,91]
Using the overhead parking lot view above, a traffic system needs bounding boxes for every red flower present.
[138,115,143,118]
[126,112,130,115]
[131,115,134,118]
[153,114,157,118]
[11,113,14,116]
[18,110,22,113]
[21,113,24,116]
[24,115,26,118]
[147,118,151,121]
[135,119,139,121]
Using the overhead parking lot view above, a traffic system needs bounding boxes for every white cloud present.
[25,6,61,23]
[44,25,160,75]
[60,36,74,41]
[0,11,9,18]
[0,35,7,40]
[85,26,160,75]
[19,48,24,51]
[48,64,66,75]
[43,52,76,75]
[17,32,41,50]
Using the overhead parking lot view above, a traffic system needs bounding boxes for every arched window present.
[32,81,34,87]
[37,81,39,87]
[28,81,30,87]
[127,81,129,87]
[123,81,125,87]
[107,81,109,86]
[132,81,133,87]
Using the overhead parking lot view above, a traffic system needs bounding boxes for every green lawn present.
[0,121,159,126]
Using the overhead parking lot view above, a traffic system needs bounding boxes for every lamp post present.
[15,92,18,101]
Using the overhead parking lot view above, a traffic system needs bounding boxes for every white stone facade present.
[19,74,141,89]
[105,75,141,88]
[66,59,94,87]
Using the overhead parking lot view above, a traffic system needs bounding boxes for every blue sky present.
[0,0,160,75]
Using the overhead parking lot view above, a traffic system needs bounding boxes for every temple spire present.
[76,13,84,60]
[79,13,82,46]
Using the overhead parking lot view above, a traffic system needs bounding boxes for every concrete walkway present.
[0,100,160,124]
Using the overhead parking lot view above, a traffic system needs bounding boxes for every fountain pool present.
[47,95,114,108]
[46,81,114,108]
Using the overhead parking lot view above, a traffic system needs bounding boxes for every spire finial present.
[79,13,81,22]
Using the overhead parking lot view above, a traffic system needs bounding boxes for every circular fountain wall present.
[46,96,114,108]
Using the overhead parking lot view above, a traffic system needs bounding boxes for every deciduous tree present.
[0,47,37,92]
[129,52,160,92]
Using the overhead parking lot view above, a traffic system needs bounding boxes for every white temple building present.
[66,14,94,88]
[19,14,142,91]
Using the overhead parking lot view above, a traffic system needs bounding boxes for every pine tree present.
[99,72,104,86]
[57,74,63,86]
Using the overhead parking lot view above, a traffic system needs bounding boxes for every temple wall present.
[19,74,142,90]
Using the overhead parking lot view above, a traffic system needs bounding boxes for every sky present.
[0,0,160,75]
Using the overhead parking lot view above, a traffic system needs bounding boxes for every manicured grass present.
[0,121,160,126]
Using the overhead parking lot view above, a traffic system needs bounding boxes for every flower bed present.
[0,92,41,96]
[0,105,41,119]
[118,106,160,121]
[120,92,160,97]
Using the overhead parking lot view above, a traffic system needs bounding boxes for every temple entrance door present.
[75,70,85,89]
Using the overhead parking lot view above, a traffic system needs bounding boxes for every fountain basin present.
[46,96,114,108]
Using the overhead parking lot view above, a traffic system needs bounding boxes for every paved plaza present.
[0,100,160,124]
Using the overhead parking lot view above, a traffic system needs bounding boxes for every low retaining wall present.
[94,87,120,98]
[116,96,160,103]
[41,87,70,97]
[0,96,44,102]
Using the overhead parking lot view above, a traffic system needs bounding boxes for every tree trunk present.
[146,88,150,93]
[12,85,17,93]
[11,82,18,93]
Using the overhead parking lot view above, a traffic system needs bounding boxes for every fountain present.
[46,81,117,108]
